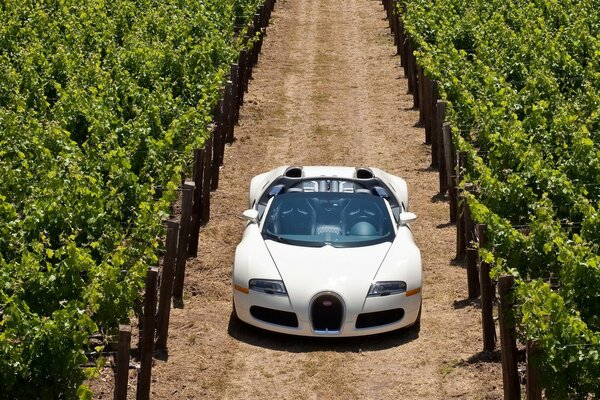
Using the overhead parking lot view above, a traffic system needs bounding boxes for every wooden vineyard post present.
[225,80,235,145]
[526,341,542,400]
[216,97,231,167]
[463,184,475,250]
[430,81,440,167]
[255,9,266,56]
[392,3,397,36]
[201,136,212,226]
[408,42,418,102]
[114,324,132,400]
[155,221,179,351]
[251,13,261,67]
[398,17,405,64]
[240,45,248,99]
[243,31,250,75]
[391,0,396,32]
[436,100,447,194]
[466,248,480,299]
[246,34,256,82]
[389,0,395,36]
[442,123,457,222]
[400,19,408,76]
[426,75,434,144]
[211,121,222,191]
[244,23,254,74]
[400,21,408,75]
[265,0,272,16]
[405,37,412,92]
[188,148,205,256]
[456,151,467,260]
[245,33,254,84]
[394,8,399,46]
[242,39,251,93]
[423,75,432,144]
[172,184,194,301]
[392,1,400,51]
[261,3,269,30]
[498,275,520,400]
[136,267,158,400]
[406,38,414,94]
[231,63,241,125]
[238,49,248,104]
[478,224,496,352]
[265,0,271,16]
[417,67,425,125]
[268,0,276,16]
[250,14,258,67]
[456,192,466,260]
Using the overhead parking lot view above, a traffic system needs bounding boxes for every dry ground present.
[93,0,503,398]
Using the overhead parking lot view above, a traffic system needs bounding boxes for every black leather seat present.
[276,198,316,235]
[342,199,383,236]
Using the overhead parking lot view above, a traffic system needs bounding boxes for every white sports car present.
[232,166,422,337]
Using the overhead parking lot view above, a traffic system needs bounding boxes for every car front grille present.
[250,306,299,328]
[355,308,404,329]
[311,293,344,333]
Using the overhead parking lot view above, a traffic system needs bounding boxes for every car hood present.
[264,240,392,321]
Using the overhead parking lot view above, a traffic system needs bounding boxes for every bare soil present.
[92,0,503,398]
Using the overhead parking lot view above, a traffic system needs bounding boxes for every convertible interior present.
[262,191,395,247]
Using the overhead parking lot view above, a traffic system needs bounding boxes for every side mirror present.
[242,209,259,223]
[399,212,417,224]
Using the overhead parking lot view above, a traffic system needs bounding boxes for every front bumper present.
[233,288,421,337]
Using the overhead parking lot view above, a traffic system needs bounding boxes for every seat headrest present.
[355,188,372,195]
[350,221,377,236]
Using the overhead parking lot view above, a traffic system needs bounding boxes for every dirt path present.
[150,0,503,398]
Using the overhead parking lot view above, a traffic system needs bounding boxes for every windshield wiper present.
[264,233,294,245]
[263,233,325,247]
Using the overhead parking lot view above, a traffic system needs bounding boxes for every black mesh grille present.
[250,306,298,328]
[311,294,344,332]
[356,308,404,329]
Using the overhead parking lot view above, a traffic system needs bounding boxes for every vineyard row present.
[0,0,271,398]
[382,0,599,398]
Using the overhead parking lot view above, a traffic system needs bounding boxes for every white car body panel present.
[234,166,422,337]
[370,167,410,210]
[264,241,392,323]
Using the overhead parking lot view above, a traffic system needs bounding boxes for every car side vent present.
[284,166,303,178]
[355,168,374,179]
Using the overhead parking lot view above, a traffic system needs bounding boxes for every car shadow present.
[452,298,480,310]
[227,313,419,353]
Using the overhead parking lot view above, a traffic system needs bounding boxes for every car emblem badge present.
[323,300,333,307]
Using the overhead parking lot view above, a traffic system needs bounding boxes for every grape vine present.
[0,0,265,398]
[399,0,600,397]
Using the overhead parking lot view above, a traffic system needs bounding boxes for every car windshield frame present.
[261,192,396,248]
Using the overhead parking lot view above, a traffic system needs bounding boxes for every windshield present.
[262,192,395,248]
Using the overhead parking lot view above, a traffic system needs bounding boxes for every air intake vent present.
[356,308,404,329]
[355,168,374,179]
[250,306,299,327]
[284,166,303,178]
[311,293,344,333]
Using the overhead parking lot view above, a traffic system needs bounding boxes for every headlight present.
[249,279,288,296]
[367,281,407,297]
